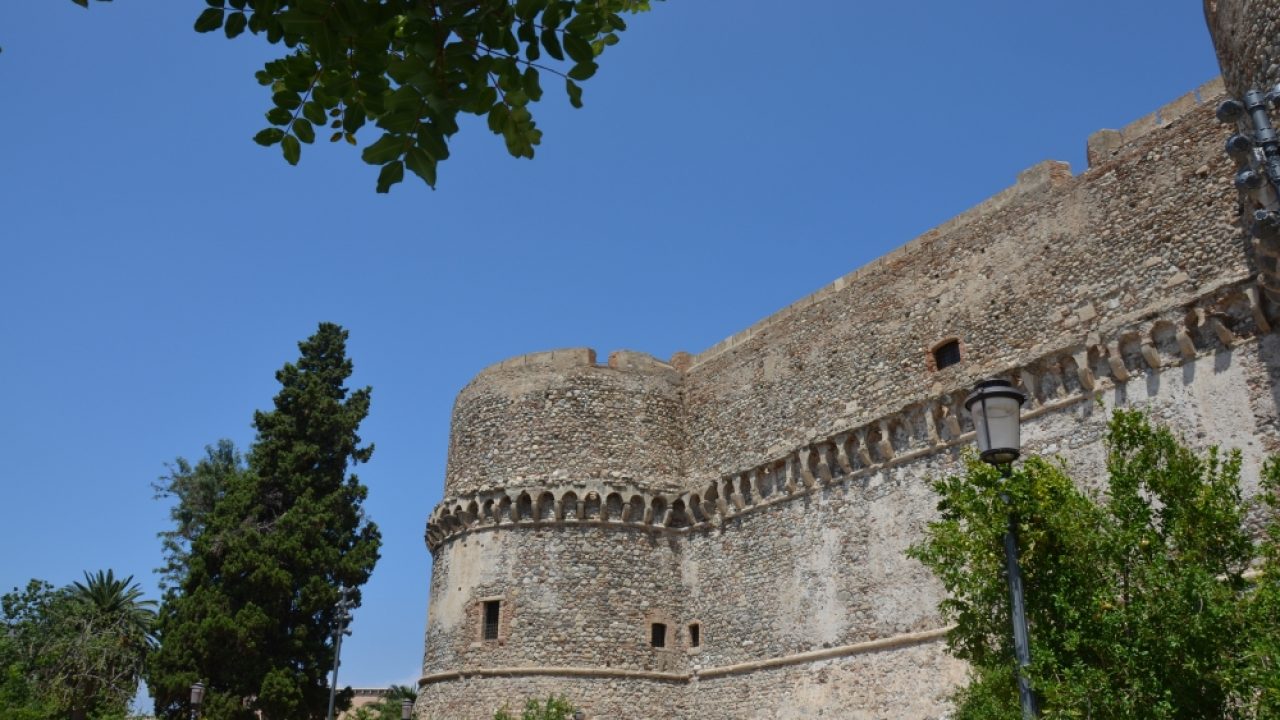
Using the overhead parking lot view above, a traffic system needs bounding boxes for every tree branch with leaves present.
[73,0,658,192]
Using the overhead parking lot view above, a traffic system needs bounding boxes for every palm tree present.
[59,570,158,720]
[69,569,158,644]
[385,685,417,703]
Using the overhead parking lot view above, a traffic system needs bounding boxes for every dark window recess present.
[650,623,667,648]
[934,340,961,370]
[483,600,501,641]
[688,623,701,648]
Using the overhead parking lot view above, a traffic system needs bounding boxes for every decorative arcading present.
[425,277,1274,552]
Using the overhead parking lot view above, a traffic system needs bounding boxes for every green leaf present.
[562,33,593,64]
[253,128,286,146]
[416,127,449,161]
[293,119,315,144]
[266,107,294,126]
[272,91,302,110]
[204,0,223,7]
[404,147,437,187]
[302,101,327,126]
[72,0,90,6]
[567,61,597,81]
[361,133,403,165]
[224,11,247,38]
[565,78,583,108]
[540,28,564,60]
[194,8,225,33]
[375,161,404,193]
[281,134,301,165]
[522,66,542,102]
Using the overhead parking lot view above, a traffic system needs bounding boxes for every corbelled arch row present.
[425,278,1278,554]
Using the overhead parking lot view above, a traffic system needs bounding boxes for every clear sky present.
[1,0,1221,696]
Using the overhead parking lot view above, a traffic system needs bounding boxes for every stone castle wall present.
[418,78,1280,719]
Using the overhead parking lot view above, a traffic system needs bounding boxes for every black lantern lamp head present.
[964,379,1026,466]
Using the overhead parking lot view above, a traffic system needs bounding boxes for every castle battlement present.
[420,77,1280,719]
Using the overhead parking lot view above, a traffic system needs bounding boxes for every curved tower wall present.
[443,348,684,498]
[419,80,1280,719]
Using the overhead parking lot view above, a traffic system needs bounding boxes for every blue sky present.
[1,0,1221,694]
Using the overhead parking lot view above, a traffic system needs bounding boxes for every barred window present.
[483,600,501,641]
[933,340,962,370]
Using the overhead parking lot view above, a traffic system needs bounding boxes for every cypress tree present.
[147,323,380,720]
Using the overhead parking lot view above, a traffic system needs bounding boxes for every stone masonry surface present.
[418,76,1280,720]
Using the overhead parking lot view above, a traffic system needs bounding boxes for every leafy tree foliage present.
[492,695,577,720]
[153,440,247,592]
[146,322,380,720]
[909,409,1280,719]
[71,0,658,192]
[1,573,156,720]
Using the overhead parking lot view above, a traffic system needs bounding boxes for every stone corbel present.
[1248,285,1272,333]
[1175,328,1198,360]
[1106,343,1130,382]
[833,433,854,475]
[815,445,835,483]
[922,405,940,445]
[1072,351,1096,391]
[715,496,730,518]
[795,449,817,489]
[854,429,873,466]
[876,421,894,462]
[1206,315,1238,347]
[1140,343,1162,369]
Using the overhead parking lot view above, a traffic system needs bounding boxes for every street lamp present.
[1217,85,1280,245]
[325,586,356,720]
[401,699,413,720]
[964,379,1037,719]
[189,682,205,720]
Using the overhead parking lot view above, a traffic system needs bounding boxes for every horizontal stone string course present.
[426,278,1274,552]
[417,626,953,687]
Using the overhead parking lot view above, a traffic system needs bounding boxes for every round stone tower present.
[419,348,695,719]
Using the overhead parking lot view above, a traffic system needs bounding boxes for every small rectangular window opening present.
[934,340,961,370]
[482,600,501,641]
[650,622,667,648]
[688,623,701,648]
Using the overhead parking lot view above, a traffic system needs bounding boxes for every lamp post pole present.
[326,586,355,720]
[965,379,1037,719]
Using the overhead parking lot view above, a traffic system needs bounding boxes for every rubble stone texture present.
[417,72,1280,720]
[1205,0,1280,301]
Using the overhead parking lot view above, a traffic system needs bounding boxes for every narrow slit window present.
[933,340,961,370]
[650,622,667,648]
[688,623,701,648]
[482,600,501,641]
